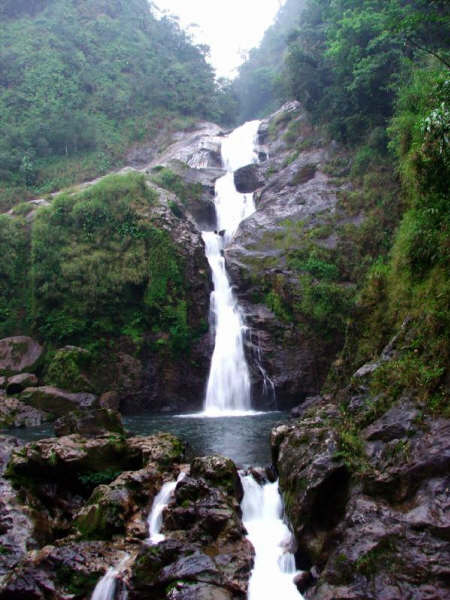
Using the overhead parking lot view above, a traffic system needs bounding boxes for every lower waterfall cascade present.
[202,120,261,415]
[240,473,303,599]
[90,555,130,600]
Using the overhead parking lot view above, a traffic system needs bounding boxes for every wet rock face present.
[272,395,450,599]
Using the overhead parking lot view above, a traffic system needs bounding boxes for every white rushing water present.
[202,120,261,415]
[240,473,303,600]
[147,472,185,544]
[90,555,129,600]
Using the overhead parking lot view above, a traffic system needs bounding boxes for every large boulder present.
[19,386,98,418]
[129,454,253,600]
[0,337,43,376]
[233,164,265,193]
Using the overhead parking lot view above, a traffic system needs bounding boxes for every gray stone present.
[0,337,43,376]
[6,373,38,395]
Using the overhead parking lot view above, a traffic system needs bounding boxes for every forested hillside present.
[0,0,236,210]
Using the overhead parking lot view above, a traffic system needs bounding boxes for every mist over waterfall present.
[202,121,261,415]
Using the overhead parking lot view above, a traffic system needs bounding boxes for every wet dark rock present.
[6,373,38,395]
[20,386,98,418]
[234,164,265,193]
[0,337,43,376]
[6,432,184,542]
[99,390,120,411]
[0,540,128,600]
[190,455,243,502]
[54,408,125,438]
[74,463,163,540]
[290,395,324,418]
[294,570,314,593]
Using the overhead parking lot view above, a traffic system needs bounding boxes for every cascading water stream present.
[202,120,261,415]
[90,473,185,600]
[147,471,185,544]
[90,555,130,600]
[240,473,303,600]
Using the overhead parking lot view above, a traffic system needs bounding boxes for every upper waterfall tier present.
[202,120,261,415]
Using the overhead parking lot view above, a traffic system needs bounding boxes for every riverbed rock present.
[0,541,130,600]
[0,337,43,376]
[20,386,98,418]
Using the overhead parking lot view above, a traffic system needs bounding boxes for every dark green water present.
[6,411,288,467]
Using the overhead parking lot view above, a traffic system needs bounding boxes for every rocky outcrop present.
[272,391,450,599]
[0,337,43,376]
[6,373,38,395]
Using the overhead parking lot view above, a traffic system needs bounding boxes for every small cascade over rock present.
[240,472,303,600]
[90,555,130,600]
[147,472,186,544]
[202,121,261,415]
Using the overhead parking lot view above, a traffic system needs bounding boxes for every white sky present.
[153,0,285,78]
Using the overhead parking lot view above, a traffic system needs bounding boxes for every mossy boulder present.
[44,346,95,393]
[128,433,186,468]
[75,463,163,540]
[0,395,50,429]
[54,408,125,438]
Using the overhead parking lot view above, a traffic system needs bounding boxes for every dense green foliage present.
[0,173,194,357]
[0,0,236,209]
[235,0,450,141]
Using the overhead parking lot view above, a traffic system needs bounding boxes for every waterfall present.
[90,555,129,600]
[202,120,260,415]
[240,473,303,600]
[147,472,185,544]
